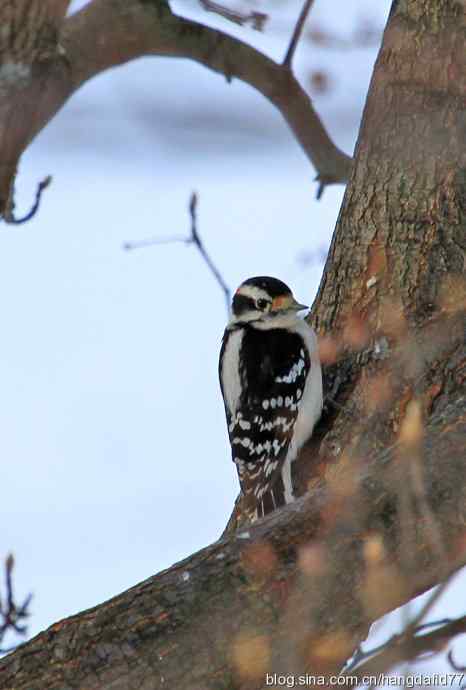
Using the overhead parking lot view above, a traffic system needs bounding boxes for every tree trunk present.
[1,0,465,688]
[292,0,466,497]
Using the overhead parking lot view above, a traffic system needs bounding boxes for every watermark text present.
[265,672,465,687]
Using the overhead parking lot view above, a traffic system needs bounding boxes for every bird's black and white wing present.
[220,325,313,521]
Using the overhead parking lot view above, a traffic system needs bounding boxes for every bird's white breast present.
[288,318,323,459]
[220,328,244,416]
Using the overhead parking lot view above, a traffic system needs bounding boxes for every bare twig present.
[123,193,231,317]
[199,0,267,31]
[315,175,329,200]
[188,193,231,316]
[283,0,316,68]
[3,176,52,226]
[0,555,32,653]
[343,565,465,679]
[123,235,188,250]
[345,618,456,672]
[404,572,460,639]
[343,615,466,683]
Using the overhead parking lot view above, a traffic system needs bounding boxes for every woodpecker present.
[219,276,322,522]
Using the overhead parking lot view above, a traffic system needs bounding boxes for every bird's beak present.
[271,295,308,312]
[290,297,308,312]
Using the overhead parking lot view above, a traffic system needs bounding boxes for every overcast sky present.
[2,0,465,675]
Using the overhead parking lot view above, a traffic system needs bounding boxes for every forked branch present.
[124,192,231,316]
[0,0,351,222]
[0,555,32,654]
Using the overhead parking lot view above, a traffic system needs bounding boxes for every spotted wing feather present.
[224,326,310,521]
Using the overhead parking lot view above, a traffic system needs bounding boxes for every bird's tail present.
[242,475,291,523]
[256,476,287,519]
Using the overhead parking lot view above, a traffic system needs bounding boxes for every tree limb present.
[124,192,232,316]
[1,381,464,688]
[0,0,351,221]
[348,614,466,684]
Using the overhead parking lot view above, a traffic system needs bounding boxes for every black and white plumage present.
[219,276,323,522]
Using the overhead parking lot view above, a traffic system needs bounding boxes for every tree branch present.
[348,614,466,684]
[0,555,32,654]
[345,618,460,673]
[4,175,52,225]
[188,192,232,316]
[124,192,231,316]
[0,0,351,221]
[283,0,315,69]
[198,0,268,32]
[1,344,464,687]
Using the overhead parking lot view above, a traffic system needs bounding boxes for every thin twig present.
[344,618,455,673]
[344,571,465,679]
[0,555,32,653]
[315,174,333,200]
[188,192,231,316]
[199,0,267,31]
[123,193,231,317]
[4,176,52,225]
[283,0,315,68]
[123,235,188,250]
[404,572,460,639]
[342,615,466,683]
[345,618,457,672]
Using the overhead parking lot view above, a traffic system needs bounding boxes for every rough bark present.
[1,0,465,688]
[291,0,466,498]
[1,376,465,689]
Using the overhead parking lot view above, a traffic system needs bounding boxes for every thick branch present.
[0,0,351,219]
[312,0,466,333]
[1,385,465,688]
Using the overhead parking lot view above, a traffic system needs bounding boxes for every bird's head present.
[230,276,308,325]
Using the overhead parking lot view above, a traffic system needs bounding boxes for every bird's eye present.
[256,298,269,311]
